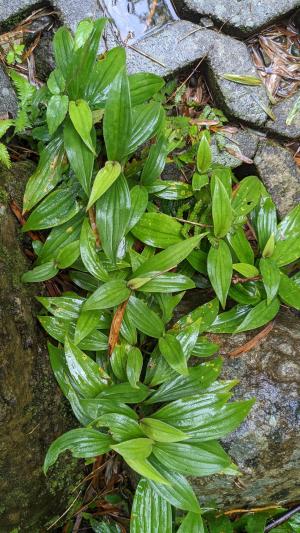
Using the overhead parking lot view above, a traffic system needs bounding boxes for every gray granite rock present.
[266,92,300,140]
[0,0,100,31]
[192,311,300,509]
[0,66,17,118]
[126,20,268,126]
[172,0,300,37]
[211,128,259,168]
[254,140,300,217]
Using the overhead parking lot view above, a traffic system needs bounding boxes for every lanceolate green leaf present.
[235,298,280,333]
[127,103,164,155]
[126,296,164,338]
[208,305,252,333]
[103,68,132,162]
[232,176,262,216]
[64,336,108,397]
[37,212,83,265]
[146,359,222,403]
[126,347,143,388]
[207,240,233,309]
[149,456,201,514]
[80,218,109,281]
[131,212,183,248]
[272,205,300,266]
[152,440,234,477]
[74,309,102,345]
[212,177,232,238]
[64,119,94,195]
[130,479,172,533]
[127,185,149,233]
[259,258,281,304]
[22,261,58,282]
[23,187,81,231]
[140,418,189,443]
[84,47,126,106]
[53,26,74,76]
[141,135,169,185]
[69,99,95,153]
[93,414,143,442]
[177,512,205,533]
[23,136,65,212]
[129,72,165,106]
[254,196,277,252]
[278,273,300,310]
[56,240,80,269]
[83,280,131,311]
[138,273,195,293]
[44,428,112,473]
[159,334,188,376]
[86,161,121,210]
[128,234,205,288]
[46,94,69,135]
[96,174,131,263]
[227,227,254,265]
[197,134,211,173]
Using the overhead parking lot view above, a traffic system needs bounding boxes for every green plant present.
[6,43,24,65]
[17,17,300,532]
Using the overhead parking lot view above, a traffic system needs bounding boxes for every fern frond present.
[0,119,14,139]
[9,70,35,133]
[0,142,11,168]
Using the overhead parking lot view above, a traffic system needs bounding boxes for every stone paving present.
[0,0,299,510]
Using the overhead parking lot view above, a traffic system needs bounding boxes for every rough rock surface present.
[172,0,300,37]
[211,128,259,168]
[0,162,81,532]
[192,311,300,508]
[266,91,300,140]
[127,20,269,125]
[254,140,300,217]
[0,66,17,117]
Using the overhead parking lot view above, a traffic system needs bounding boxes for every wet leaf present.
[197,134,211,173]
[222,74,262,85]
[138,273,195,293]
[235,298,280,333]
[22,261,58,282]
[232,176,262,216]
[80,218,109,281]
[131,212,183,248]
[127,102,164,155]
[86,161,121,210]
[227,227,254,265]
[212,177,232,238]
[96,174,131,263]
[103,68,132,162]
[140,418,188,443]
[159,334,188,376]
[23,187,81,231]
[69,99,95,153]
[64,336,108,397]
[56,240,80,269]
[130,478,172,533]
[64,119,95,195]
[127,185,149,232]
[129,234,205,288]
[53,27,74,76]
[141,135,168,185]
[278,273,300,310]
[47,94,69,135]
[44,428,111,473]
[207,240,232,309]
[83,280,131,311]
[126,347,143,388]
[149,456,201,514]
[129,72,165,106]
[177,512,205,533]
[233,263,259,278]
[259,258,281,304]
[126,296,164,338]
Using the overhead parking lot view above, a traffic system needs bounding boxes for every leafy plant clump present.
[5,15,299,532]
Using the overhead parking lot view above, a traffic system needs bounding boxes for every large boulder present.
[192,310,300,508]
[0,162,81,532]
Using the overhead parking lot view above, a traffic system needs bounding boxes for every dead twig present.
[108,299,130,355]
[227,322,274,357]
[126,44,166,68]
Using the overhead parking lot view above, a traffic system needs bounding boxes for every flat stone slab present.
[172,0,300,37]
[266,92,300,140]
[127,20,269,126]
[0,67,17,118]
[254,140,300,217]
[192,311,300,509]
